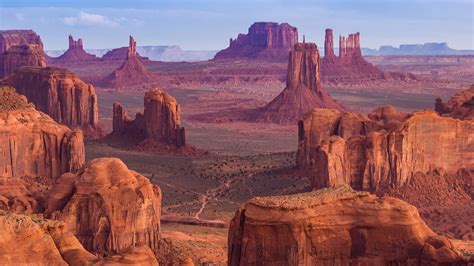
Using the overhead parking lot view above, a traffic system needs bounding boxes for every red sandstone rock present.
[112,88,186,148]
[228,185,465,265]
[250,43,343,124]
[7,67,102,137]
[0,44,46,78]
[214,22,298,61]
[297,107,473,191]
[45,157,162,257]
[102,36,152,88]
[0,30,43,54]
[436,85,474,120]
[50,35,99,65]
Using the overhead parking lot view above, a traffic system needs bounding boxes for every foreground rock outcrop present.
[112,88,186,149]
[50,35,99,65]
[436,84,474,120]
[102,36,152,88]
[214,22,298,61]
[45,158,162,257]
[228,185,465,265]
[250,42,343,124]
[297,104,473,191]
[7,66,101,137]
[0,30,45,78]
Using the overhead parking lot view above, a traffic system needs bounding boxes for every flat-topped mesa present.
[45,158,162,257]
[101,36,152,88]
[0,30,43,54]
[50,35,98,65]
[112,88,186,148]
[297,105,474,192]
[435,85,474,120]
[1,44,46,78]
[6,67,102,138]
[324,29,335,59]
[248,42,343,124]
[213,22,298,61]
[0,86,84,213]
[228,185,465,265]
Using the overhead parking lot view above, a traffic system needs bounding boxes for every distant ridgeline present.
[361,42,474,56]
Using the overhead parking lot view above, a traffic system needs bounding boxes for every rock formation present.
[321,29,413,83]
[228,185,465,265]
[0,86,85,181]
[214,22,298,61]
[0,210,97,265]
[7,67,102,137]
[45,158,162,257]
[102,36,152,88]
[250,43,343,124]
[297,105,473,191]
[51,35,98,65]
[435,84,474,120]
[112,88,186,148]
[0,30,45,78]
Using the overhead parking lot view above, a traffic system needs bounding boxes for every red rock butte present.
[7,66,102,137]
[102,36,152,88]
[49,35,98,65]
[0,30,46,78]
[213,22,298,61]
[249,42,343,124]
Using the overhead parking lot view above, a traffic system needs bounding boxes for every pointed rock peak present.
[68,35,83,50]
[127,35,137,59]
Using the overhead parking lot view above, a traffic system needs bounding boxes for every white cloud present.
[63,11,119,27]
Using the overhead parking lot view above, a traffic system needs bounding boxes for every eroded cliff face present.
[45,158,162,257]
[297,106,474,191]
[214,22,298,61]
[7,66,101,137]
[228,185,464,265]
[112,88,186,148]
[250,42,343,124]
[436,84,474,120]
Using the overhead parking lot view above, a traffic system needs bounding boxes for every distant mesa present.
[111,88,188,151]
[249,42,343,124]
[213,22,298,61]
[363,42,474,56]
[228,185,466,264]
[6,66,102,138]
[101,36,153,88]
[0,30,46,78]
[48,35,98,65]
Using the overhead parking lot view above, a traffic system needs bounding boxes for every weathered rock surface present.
[7,66,102,137]
[0,210,97,265]
[102,36,152,88]
[321,29,415,83]
[50,35,99,65]
[228,185,465,265]
[0,30,43,54]
[250,43,343,124]
[1,44,46,78]
[0,86,85,181]
[45,157,162,257]
[112,88,186,148]
[214,22,298,61]
[297,106,474,191]
[436,84,474,120]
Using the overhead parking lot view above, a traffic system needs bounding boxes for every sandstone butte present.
[112,88,186,149]
[7,66,102,138]
[250,42,343,124]
[321,28,416,83]
[297,95,473,191]
[0,30,46,78]
[213,22,298,61]
[0,86,84,213]
[44,157,162,258]
[102,35,152,88]
[228,185,466,265]
[49,35,99,65]
[436,84,474,120]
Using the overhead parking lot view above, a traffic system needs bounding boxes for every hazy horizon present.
[1,0,472,51]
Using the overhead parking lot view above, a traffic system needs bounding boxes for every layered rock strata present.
[112,88,186,148]
[1,44,46,78]
[51,35,98,65]
[228,185,465,265]
[214,22,298,61]
[250,42,343,124]
[7,66,101,137]
[435,84,474,120]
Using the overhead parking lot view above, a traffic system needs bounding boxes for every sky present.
[0,0,472,51]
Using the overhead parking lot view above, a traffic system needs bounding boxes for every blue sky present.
[0,0,472,50]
